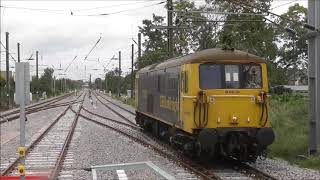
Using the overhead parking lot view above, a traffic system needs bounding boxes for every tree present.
[138,14,168,69]
[137,0,309,86]
[0,75,5,87]
[94,78,102,90]
[104,68,122,94]
[174,0,219,52]
[275,4,308,84]
[204,0,278,61]
[0,76,6,108]
[38,68,54,96]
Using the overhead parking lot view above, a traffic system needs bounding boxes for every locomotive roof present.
[137,48,265,74]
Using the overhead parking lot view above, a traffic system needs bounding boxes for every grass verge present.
[269,94,320,169]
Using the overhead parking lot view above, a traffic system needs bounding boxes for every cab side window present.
[181,71,188,93]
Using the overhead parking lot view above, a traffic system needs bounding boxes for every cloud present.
[0,1,167,80]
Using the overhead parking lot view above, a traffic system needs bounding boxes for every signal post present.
[15,62,31,179]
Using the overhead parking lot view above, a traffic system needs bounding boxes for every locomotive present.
[135,48,275,162]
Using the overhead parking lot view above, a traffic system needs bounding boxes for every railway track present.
[76,106,219,180]
[90,91,278,180]
[0,92,84,124]
[1,93,85,178]
[0,93,73,118]
[94,91,135,115]
[91,91,136,126]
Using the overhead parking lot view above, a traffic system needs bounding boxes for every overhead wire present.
[64,55,78,72]
[270,0,300,10]
[0,41,17,62]
[0,0,165,16]
[81,1,165,16]
[231,0,304,25]
[73,0,162,12]
[229,0,306,36]
[83,36,102,61]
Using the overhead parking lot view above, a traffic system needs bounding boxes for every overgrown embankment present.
[269,95,320,169]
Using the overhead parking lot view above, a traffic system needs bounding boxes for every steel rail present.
[81,106,141,130]
[0,92,73,118]
[228,158,278,180]
[78,109,221,180]
[0,106,71,176]
[1,92,84,176]
[49,104,82,179]
[94,91,135,115]
[0,104,69,124]
[94,92,278,180]
[0,93,84,124]
[91,92,137,126]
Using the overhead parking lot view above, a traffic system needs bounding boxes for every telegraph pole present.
[53,76,56,96]
[118,51,121,97]
[315,0,320,154]
[36,51,39,80]
[105,70,108,93]
[308,0,320,154]
[0,0,1,85]
[17,43,20,62]
[5,32,10,108]
[64,78,67,92]
[167,0,174,58]
[131,44,134,98]
[308,0,316,154]
[138,33,141,69]
[89,74,92,89]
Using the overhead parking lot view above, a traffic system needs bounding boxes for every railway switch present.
[18,147,26,157]
[18,164,26,175]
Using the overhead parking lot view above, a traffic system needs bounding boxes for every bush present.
[270,85,292,95]
[269,95,320,169]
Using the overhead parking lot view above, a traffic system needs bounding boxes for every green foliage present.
[99,68,135,96]
[138,50,168,68]
[0,75,5,87]
[138,14,168,69]
[137,0,308,85]
[275,4,308,84]
[94,78,103,89]
[137,0,220,69]
[0,75,7,109]
[29,68,82,98]
[140,14,167,52]
[104,69,122,94]
[206,0,278,61]
[267,62,289,86]
[38,68,54,96]
[173,0,218,53]
[276,4,308,69]
[269,96,320,169]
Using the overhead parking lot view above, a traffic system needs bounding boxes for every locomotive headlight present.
[232,116,238,123]
[217,117,221,124]
[256,95,263,104]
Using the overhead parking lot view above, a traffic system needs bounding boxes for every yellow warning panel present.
[18,147,26,157]
[18,164,26,175]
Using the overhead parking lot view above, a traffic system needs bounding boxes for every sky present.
[0,0,308,81]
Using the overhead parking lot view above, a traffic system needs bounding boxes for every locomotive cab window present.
[199,63,262,89]
[225,65,240,88]
[199,64,223,89]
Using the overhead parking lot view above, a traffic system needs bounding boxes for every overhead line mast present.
[308,0,320,154]
[118,51,121,97]
[167,0,173,58]
[5,32,10,108]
